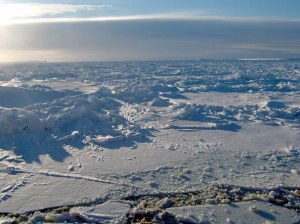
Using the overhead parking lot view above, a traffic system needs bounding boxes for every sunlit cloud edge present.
[0,3,112,25]
[1,13,300,26]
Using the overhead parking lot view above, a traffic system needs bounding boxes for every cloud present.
[1,9,300,26]
[0,3,111,24]
[0,19,299,62]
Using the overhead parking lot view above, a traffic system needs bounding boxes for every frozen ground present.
[0,60,299,223]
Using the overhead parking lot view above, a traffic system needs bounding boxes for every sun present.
[0,3,51,25]
[0,3,29,25]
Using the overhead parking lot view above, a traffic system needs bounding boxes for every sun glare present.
[0,3,102,25]
[0,4,31,24]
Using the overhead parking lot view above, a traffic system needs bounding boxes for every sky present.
[0,0,300,62]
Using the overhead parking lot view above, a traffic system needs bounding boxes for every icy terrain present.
[0,60,299,223]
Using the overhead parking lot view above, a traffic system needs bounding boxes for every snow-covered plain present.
[0,60,299,223]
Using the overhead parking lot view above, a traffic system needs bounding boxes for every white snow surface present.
[167,200,300,224]
[70,200,130,223]
[0,61,299,222]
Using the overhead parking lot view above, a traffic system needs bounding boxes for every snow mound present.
[172,101,300,127]
[150,97,171,107]
[0,93,148,149]
[114,78,181,103]
[0,108,43,134]
[0,86,76,108]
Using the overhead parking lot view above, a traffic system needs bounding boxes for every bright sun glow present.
[0,4,29,24]
[0,3,105,25]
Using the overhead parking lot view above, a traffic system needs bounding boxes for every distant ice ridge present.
[181,72,300,93]
[1,61,300,95]
[172,101,300,127]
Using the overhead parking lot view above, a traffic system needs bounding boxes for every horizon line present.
[1,58,299,64]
